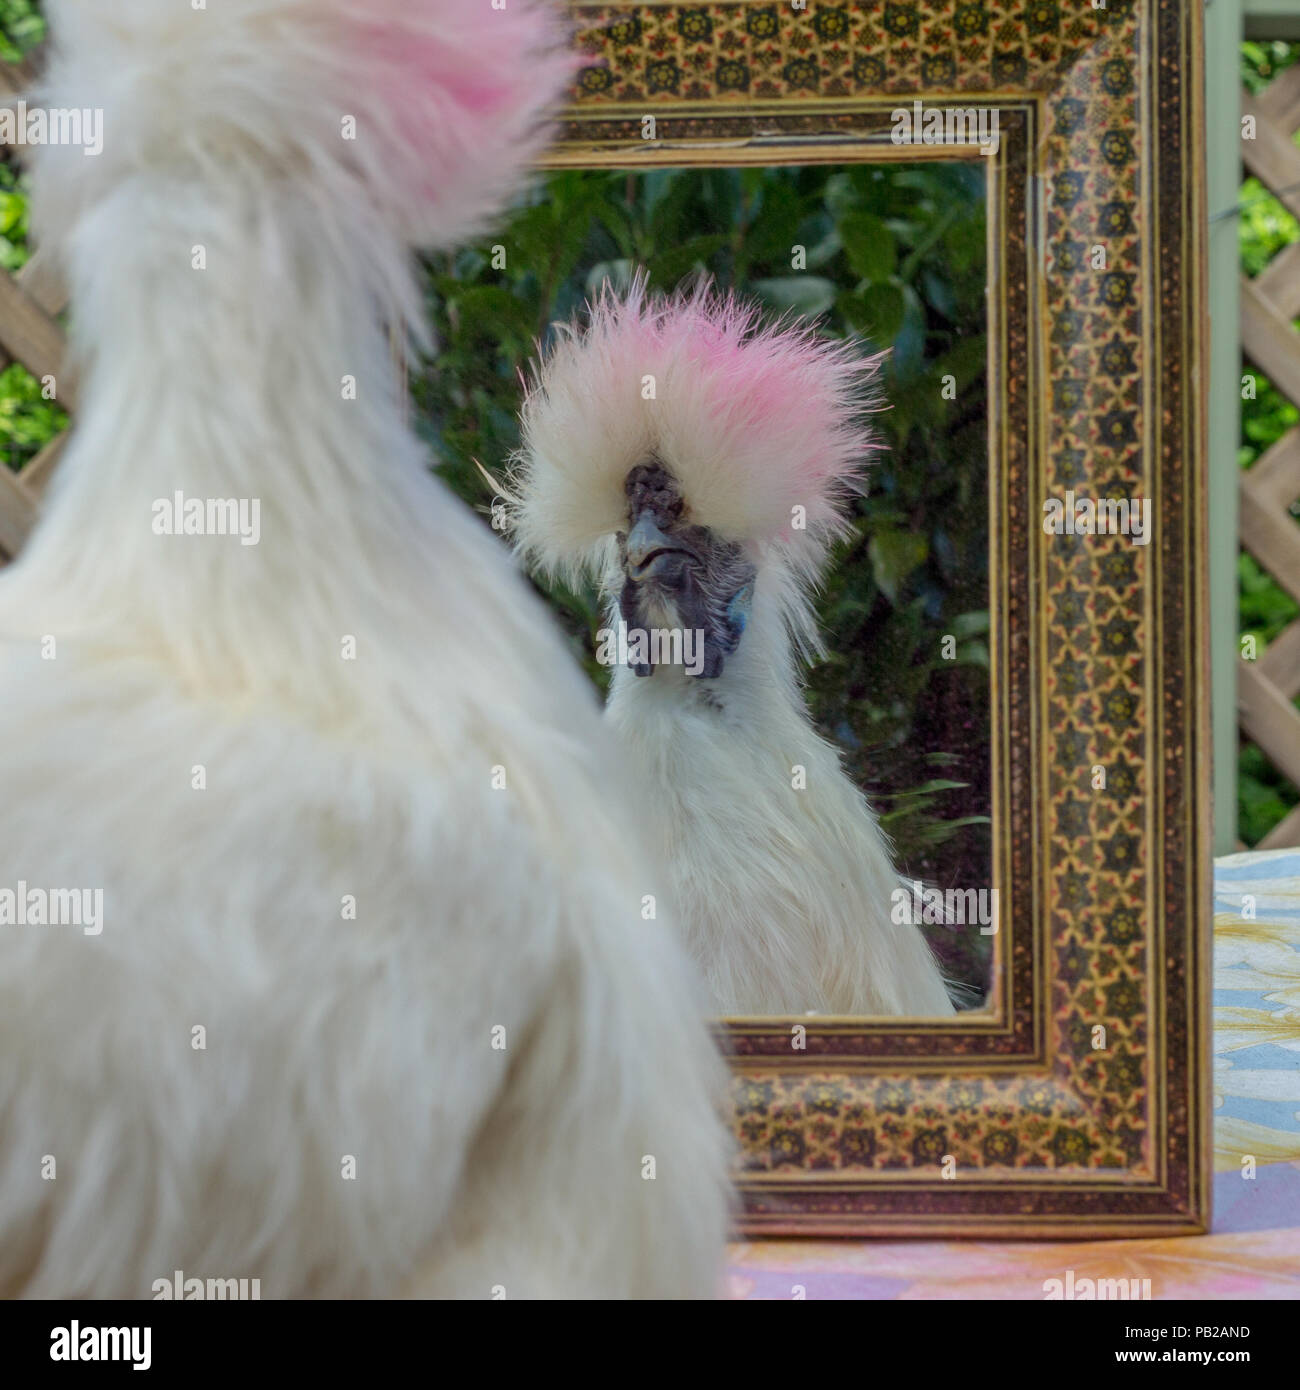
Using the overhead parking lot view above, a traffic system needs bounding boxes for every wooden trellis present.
[0,49,68,564]
[1239,62,1300,848]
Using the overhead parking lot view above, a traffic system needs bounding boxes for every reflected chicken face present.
[615,460,755,679]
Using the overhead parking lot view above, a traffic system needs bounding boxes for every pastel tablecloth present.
[727,848,1300,1299]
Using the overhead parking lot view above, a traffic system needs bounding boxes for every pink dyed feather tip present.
[510,275,886,588]
[34,0,575,255]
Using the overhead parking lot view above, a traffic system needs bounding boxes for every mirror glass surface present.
[416,161,991,1017]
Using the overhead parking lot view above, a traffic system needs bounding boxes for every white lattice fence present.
[1239,62,1300,848]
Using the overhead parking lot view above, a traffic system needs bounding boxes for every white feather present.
[0,0,731,1298]
[608,589,956,1016]
[514,282,956,1016]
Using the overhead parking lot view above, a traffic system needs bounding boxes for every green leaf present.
[888,778,971,796]
[646,234,731,289]
[956,640,989,669]
[950,609,989,637]
[840,211,896,284]
[843,282,905,344]
[931,335,988,394]
[751,275,836,318]
[868,528,929,604]
[737,177,809,268]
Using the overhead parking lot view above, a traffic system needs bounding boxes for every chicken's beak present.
[625,511,692,580]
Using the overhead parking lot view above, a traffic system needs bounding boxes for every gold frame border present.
[543,0,1210,1237]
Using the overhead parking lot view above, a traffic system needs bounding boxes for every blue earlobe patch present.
[726,581,754,636]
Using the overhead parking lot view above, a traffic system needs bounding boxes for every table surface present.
[727,848,1300,1299]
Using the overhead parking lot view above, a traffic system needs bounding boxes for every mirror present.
[417,160,991,1018]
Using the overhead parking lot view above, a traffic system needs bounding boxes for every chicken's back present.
[0,630,730,1298]
[0,0,731,1298]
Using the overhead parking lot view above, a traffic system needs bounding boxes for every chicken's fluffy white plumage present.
[512,280,956,1016]
[0,0,731,1297]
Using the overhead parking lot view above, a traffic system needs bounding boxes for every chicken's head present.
[616,460,755,679]
[508,275,885,671]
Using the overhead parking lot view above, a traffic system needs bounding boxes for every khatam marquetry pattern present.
[568,1,1132,103]
[557,1,1201,1229]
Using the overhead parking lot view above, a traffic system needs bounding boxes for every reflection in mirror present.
[418,162,990,1018]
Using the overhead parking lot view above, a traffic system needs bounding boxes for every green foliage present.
[0,4,57,473]
[1239,367,1299,468]
[0,1,42,271]
[1241,40,1300,96]
[0,360,64,472]
[1238,41,1300,847]
[1239,741,1298,849]
[1239,552,1298,651]
[415,162,991,984]
[1238,176,1299,278]
[0,152,61,473]
[0,159,33,273]
[0,0,44,63]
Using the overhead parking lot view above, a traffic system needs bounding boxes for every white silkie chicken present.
[510,279,955,1017]
[0,1,730,1298]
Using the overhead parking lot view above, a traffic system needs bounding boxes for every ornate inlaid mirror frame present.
[542,0,1211,1239]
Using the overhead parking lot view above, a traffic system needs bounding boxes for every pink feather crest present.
[512,273,886,585]
[36,0,575,254]
[345,0,578,247]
